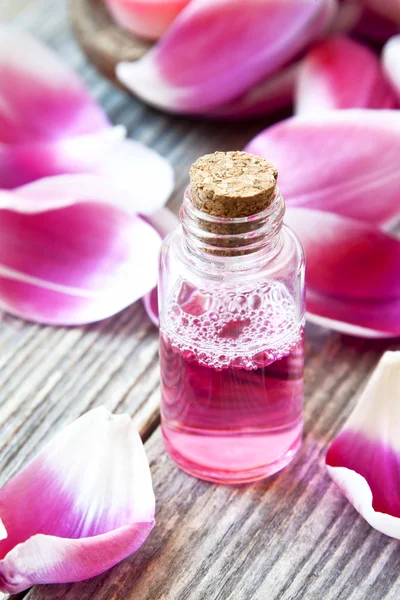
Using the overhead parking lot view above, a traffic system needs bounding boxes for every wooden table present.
[2,2,400,599]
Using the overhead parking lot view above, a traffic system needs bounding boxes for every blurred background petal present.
[296,37,397,113]
[117,0,337,113]
[246,110,400,226]
[0,25,108,144]
[104,0,190,40]
[383,35,400,101]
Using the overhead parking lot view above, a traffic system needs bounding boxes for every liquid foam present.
[161,280,303,370]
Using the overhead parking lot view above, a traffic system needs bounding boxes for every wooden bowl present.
[70,0,153,89]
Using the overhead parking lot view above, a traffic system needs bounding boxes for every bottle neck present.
[180,185,286,265]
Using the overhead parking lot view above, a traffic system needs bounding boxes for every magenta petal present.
[142,207,179,326]
[116,0,337,114]
[0,127,125,189]
[104,0,190,40]
[246,110,400,226]
[0,407,155,593]
[210,64,298,119]
[285,208,400,337]
[0,26,108,144]
[0,176,161,325]
[383,35,400,102]
[296,37,396,113]
[363,0,400,27]
[326,352,400,538]
[355,7,398,44]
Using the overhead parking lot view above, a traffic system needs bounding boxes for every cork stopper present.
[190,151,278,219]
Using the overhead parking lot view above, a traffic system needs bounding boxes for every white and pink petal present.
[284,208,400,338]
[296,37,396,113]
[117,0,337,114]
[246,110,400,226]
[0,176,162,325]
[0,127,125,190]
[0,407,155,593]
[383,35,400,102]
[142,207,179,326]
[0,26,108,145]
[326,352,400,538]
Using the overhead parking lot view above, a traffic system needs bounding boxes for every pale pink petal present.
[326,352,400,538]
[383,35,400,102]
[0,177,161,325]
[0,26,108,144]
[99,139,175,214]
[0,407,155,593]
[116,0,337,114]
[210,64,298,119]
[0,127,125,189]
[246,110,400,226]
[142,207,179,326]
[0,131,174,212]
[105,0,190,40]
[284,207,400,337]
[296,37,396,113]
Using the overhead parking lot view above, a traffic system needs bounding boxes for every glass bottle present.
[158,152,305,484]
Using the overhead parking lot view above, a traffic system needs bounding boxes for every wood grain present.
[2,2,400,600]
[24,331,400,600]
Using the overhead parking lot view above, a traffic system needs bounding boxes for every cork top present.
[189,151,278,219]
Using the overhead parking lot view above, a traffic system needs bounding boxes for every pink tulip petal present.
[383,35,400,102]
[326,352,400,538]
[99,139,175,214]
[0,127,125,189]
[285,208,400,337]
[210,64,298,119]
[246,110,400,226]
[0,131,174,211]
[116,0,337,114]
[296,37,396,113]
[105,0,190,40]
[143,287,160,326]
[142,207,179,326]
[0,26,108,144]
[363,0,400,26]
[0,407,155,593]
[355,7,398,44]
[329,0,363,35]
[0,177,161,325]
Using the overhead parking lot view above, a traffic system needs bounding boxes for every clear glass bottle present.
[158,152,305,484]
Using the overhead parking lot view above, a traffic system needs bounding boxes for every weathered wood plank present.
[24,330,400,600]
[2,2,400,600]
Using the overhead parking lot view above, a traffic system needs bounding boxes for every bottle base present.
[162,428,302,485]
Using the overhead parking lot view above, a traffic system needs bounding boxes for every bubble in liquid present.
[164,279,301,369]
[171,303,180,316]
[249,294,262,310]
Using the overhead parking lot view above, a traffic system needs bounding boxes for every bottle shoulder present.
[160,223,304,282]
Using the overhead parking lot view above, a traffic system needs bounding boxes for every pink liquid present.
[160,283,304,483]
